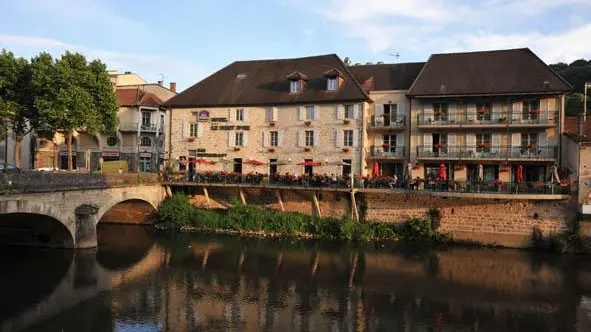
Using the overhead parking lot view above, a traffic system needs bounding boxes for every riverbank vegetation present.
[155,193,450,243]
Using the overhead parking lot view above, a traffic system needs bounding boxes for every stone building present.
[34,72,177,172]
[164,54,369,177]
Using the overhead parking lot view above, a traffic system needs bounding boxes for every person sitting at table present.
[389,174,398,188]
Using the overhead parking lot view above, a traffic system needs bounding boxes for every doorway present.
[304,159,313,176]
[233,158,242,174]
[342,159,352,177]
[269,159,278,179]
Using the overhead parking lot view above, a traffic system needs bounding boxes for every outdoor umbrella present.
[243,159,265,166]
[372,162,380,178]
[551,165,560,183]
[193,158,216,165]
[296,161,322,166]
[478,164,484,182]
[517,165,524,183]
[438,163,447,181]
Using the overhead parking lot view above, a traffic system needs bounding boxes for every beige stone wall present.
[169,103,365,175]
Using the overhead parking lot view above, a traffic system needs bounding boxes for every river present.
[1,224,591,332]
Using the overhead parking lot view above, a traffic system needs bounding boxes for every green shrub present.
[156,193,195,227]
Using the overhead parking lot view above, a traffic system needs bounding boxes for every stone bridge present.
[0,172,166,248]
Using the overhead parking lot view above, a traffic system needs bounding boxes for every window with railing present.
[476,133,491,152]
[521,132,538,149]
[522,100,540,121]
[432,133,447,152]
[383,134,396,153]
[141,112,151,127]
[476,103,492,121]
[433,103,448,121]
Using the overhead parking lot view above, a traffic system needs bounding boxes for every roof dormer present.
[323,68,344,91]
[287,71,308,93]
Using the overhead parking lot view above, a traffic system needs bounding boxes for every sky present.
[1,0,590,91]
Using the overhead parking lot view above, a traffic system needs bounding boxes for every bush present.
[156,193,195,227]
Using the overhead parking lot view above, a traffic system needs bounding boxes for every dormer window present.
[323,68,344,92]
[290,80,302,93]
[286,71,308,94]
[327,77,338,91]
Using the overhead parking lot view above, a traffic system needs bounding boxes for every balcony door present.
[384,104,397,126]
[383,134,397,154]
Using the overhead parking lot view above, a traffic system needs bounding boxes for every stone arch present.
[0,200,75,247]
[95,196,158,226]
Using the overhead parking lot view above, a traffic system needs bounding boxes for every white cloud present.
[0,35,206,90]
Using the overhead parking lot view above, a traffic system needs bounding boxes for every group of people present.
[271,173,352,187]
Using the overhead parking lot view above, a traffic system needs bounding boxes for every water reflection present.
[2,226,591,331]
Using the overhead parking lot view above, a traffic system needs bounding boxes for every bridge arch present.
[95,195,158,226]
[0,200,75,247]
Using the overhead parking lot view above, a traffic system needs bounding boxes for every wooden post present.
[312,192,322,218]
[311,252,320,277]
[165,185,173,198]
[203,187,210,207]
[239,189,247,205]
[348,253,359,287]
[275,190,285,212]
[351,190,359,222]
[201,247,209,268]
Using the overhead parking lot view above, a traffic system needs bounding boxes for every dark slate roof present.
[407,48,572,97]
[349,62,425,91]
[164,54,369,108]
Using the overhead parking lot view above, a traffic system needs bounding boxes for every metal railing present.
[370,145,406,158]
[369,115,406,129]
[417,110,557,126]
[119,122,163,132]
[416,145,557,160]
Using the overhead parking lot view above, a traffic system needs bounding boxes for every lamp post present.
[52,137,57,171]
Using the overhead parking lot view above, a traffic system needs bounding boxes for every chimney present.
[157,80,163,87]
[169,82,176,92]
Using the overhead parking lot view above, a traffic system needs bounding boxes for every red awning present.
[372,162,379,178]
[193,158,216,165]
[243,159,265,166]
[297,161,322,166]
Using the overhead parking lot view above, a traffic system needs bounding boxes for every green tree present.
[31,51,118,170]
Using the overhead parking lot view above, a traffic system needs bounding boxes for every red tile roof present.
[116,88,164,107]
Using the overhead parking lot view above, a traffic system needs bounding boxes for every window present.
[290,80,301,93]
[432,133,447,152]
[160,114,165,126]
[235,132,244,147]
[305,106,315,120]
[270,131,279,147]
[235,108,244,122]
[140,136,151,147]
[141,112,151,127]
[342,159,352,176]
[327,77,338,91]
[305,130,314,147]
[476,102,492,121]
[521,132,538,147]
[188,150,197,157]
[189,123,198,137]
[344,105,354,119]
[383,134,396,153]
[140,157,151,172]
[476,133,491,152]
[343,130,354,147]
[384,104,398,125]
[433,103,448,121]
[522,100,540,120]
[107,136,118,147]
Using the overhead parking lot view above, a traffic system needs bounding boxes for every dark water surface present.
[2,224,591,332]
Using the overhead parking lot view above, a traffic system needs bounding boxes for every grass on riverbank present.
[155,193,450,243]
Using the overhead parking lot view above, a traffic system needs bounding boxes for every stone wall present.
[180,185,575,248]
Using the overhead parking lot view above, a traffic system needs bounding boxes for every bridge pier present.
[75,205,100,249]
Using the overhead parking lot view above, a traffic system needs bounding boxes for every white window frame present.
[270,131,279,147]
[305,106,315,120]
[327,77,338,91]
[141,111,151,126]
[189,123,198,138]
[235,108,244,122]
[344,105,354,119]
[235,131,244,147]
[290,80,301,93]
[343,130,354,147]
[304,130,314,147]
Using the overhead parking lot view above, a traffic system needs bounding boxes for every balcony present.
[416,145,557,161]
[370,145,406,160]
[369,115,406,131]
[417,110,556,129]
[119,122,163,133]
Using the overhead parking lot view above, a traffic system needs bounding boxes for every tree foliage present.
[550,59,591,115]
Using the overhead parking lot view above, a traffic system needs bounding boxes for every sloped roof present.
[349,62,425,91]
[407,48,572,97]
[164,54,369,108]
[116,88,164,107]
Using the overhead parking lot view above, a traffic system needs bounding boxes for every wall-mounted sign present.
[210,125,251,131]
[197,110,210,122]
[211,117,228,122]
[139,152,152,158]
[102,151,120,157]
[197,153,227,158]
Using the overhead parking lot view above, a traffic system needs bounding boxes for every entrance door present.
[342,159,352,177]
[140,157,151,172]
[304,159,313,176]
[60,154,77,170]
[233,158,242,174]
[269,159,278,179]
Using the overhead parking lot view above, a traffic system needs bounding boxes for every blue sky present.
[1,0,590,91]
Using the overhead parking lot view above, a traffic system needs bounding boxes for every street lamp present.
[585,82,590,125]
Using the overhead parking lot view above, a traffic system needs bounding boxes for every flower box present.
[341,147,350,153]
[434,143,446,149]
[382,143,390,149]
[304,121,312,126]
[478,108,489,114]
[303,147,311,152]
[343,119,350,124]
[267,148,275,152]
[233,147,241,151]
[187,137,195,142]
[269,121,276,127]
[530,109,540,115]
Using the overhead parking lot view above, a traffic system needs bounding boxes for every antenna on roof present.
[158,74,166,83]
[343,57,352,66]
[388,52,400,62]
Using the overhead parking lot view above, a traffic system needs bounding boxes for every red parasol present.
[243,159,265,166]
[517,165,524,183]
[372,162,380,178]
[193,158,216,165]
[438,163,447,181]
[297,161,322,166]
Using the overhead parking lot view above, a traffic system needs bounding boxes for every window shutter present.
[540,98,549,122]
[334,129,341,147]
[466,104,476,122]
[491,133,500,153]
[447,133,456,147]
[539,131,548,147]
[397,132,405,147]
[243,108,249,122]
[243,132,248,147]
[336,105,344,120]
[466,133,476,153]
[374,104,383,117]
[313,130,319,146]
[181,122,186,138]
[196,123,203,138]
[353,129,359,147]
[512,101,522,121]
[262,131,266,147]
[448,103,456,122]
[354,104,360,119]
[278,132,283,146]
[511,133,521,157]
[228,109,233,122]
[396,103,405,116]
[423,133,433,153]
[298,107,304,121]
[296,130,302,147]
[492,102,501,121]
[423,103,433,122]
[314,106,319,120]
[374,134,383,147]
[266,108,272,123]
[228,131,234,147]
[272,107,278,122]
